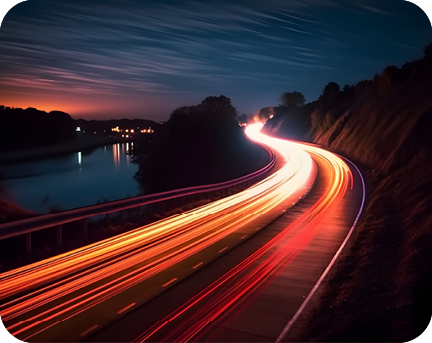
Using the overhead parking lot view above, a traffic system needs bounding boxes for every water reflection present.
[113,143,120,168]
[0,143,139,214]
[126,142,130,166]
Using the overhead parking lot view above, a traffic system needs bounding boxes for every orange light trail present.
[0,124,353,342]
[133,126,354,342]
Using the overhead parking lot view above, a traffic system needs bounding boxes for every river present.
[0,143,140,214]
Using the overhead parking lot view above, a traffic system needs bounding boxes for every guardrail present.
[0,147,276,253]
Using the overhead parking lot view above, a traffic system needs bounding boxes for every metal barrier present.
[0,147,276,253]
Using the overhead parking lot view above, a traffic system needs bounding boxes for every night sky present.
[0,0,431,121]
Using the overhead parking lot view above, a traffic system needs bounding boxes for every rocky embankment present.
[264,53,432,341]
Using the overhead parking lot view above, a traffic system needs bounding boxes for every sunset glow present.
[1,1,430,120]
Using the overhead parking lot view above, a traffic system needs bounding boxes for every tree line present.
[0,106,76,151]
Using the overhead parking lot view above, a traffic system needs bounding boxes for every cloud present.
[0,0,423,119]
[357,4,394,16]
[230,52,335,70]
[281,26,314,35]
[297,51,325,58]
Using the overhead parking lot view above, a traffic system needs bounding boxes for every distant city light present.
[140,127,154,134]
[111,126,136,134]
[76,126,81,132]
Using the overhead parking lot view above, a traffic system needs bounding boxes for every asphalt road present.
[0,124,327,342]
[85,140,364,342]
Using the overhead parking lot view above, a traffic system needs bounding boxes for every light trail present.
[133,125,354,343]
[0,124,317,341]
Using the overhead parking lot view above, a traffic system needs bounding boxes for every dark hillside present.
[264,51,432,341]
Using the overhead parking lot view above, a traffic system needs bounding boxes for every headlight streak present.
[4,169,296,321]
[0,124,318,341]
[133,126,353,343]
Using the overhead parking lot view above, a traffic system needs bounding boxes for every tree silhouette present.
[168,95,237,124]
[424,43,432,59]
[343,84,354,93]
[198,95,237,120]
[169,105,200,124]
[279,91,306,108]
[319,82,340,109]
[321,82,340,99]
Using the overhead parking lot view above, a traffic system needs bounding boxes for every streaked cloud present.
[0,0,431,119]
[357,4,394,16]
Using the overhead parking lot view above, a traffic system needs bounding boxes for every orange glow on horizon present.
[0,87,171,121]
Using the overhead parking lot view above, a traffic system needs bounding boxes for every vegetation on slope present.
[263,45,432,341]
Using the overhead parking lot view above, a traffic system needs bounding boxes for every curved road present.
[0,124,364,342]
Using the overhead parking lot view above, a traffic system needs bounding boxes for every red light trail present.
[0,124,356,342]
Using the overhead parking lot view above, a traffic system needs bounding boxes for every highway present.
[0,123,363,342]
[88,127,363,342]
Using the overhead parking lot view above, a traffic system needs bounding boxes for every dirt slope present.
[264,55,432,341]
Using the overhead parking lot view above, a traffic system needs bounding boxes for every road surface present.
[0,124,364,342]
